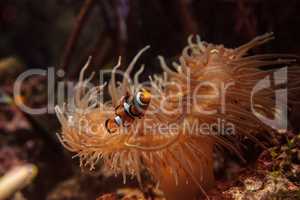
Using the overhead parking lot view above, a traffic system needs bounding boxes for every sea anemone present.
[55,33,299,199]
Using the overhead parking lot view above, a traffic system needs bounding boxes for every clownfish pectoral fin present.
[114,104,121,114]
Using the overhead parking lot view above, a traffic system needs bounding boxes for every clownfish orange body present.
[105,89,151,133]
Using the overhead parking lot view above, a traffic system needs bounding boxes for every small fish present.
[105,89,151,133]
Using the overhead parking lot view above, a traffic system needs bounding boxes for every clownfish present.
[105,89,151,133]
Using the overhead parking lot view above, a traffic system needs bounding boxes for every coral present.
[55,33,300,199]
[223,173,299,200]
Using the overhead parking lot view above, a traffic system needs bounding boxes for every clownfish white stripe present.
[114,116,123,126]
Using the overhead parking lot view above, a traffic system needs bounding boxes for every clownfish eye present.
[135,89,151,106]
[140,90,151,104]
